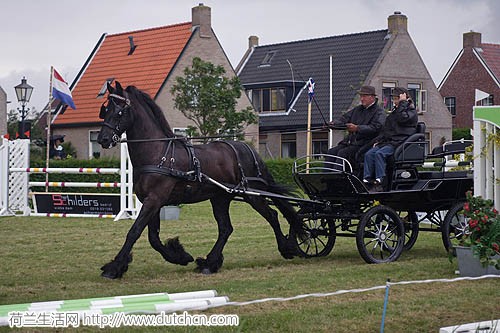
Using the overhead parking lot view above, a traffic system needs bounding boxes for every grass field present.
[0,201,498,332]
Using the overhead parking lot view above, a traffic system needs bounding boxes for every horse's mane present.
[125,85,174,137]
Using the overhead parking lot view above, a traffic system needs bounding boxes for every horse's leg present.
[272,198,306,239]
[101,197,161,279]
[245,196,299,259]
[147,214,194,265]
[195,196,233,274]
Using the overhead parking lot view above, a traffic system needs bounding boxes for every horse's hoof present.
[101,271,120,279]
[201,268,212,275]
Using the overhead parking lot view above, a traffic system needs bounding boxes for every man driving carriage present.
[325,85,386,173]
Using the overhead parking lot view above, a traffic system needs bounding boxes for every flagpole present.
[306,78,313,174]
[46,66,54,192]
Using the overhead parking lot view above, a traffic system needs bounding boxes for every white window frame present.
[419,90,427,113]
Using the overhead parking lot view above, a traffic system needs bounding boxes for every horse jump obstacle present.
[0,137,139,220]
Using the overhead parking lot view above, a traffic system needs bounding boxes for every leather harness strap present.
[134,140,264,190]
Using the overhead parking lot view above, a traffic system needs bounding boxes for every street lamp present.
[14,77,34,139]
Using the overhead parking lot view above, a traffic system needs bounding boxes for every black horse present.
[97,81,303,278]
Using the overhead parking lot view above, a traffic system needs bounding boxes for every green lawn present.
[0,201,498,332]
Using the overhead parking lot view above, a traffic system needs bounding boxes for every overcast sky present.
[1,0,499,115]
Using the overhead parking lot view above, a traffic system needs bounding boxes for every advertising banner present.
[32,193,121,215]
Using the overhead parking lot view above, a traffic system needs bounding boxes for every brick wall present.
[439,49,500,128]
[369,30,452,148]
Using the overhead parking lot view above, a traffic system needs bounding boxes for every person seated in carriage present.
[363,87,418,192]
[324,85,386,173]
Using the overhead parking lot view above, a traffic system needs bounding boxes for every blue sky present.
[1,0,499,115]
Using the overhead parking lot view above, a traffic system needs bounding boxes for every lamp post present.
[14,77,34,139]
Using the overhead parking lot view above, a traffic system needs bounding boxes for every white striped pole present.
[421,161,471,168]
[0,290,220,317]
[29,182,120,188]
[29,213,115,218]
[10,168,120,174]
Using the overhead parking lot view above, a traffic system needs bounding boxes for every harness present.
[134,139,201,182]
[134,140,264,191]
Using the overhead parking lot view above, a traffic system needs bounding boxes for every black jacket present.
[375,100,418,147]
[334,99,386,147]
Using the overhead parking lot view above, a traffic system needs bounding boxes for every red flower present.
[469,220,478,228]
[464,202,470,211]
[493,243,500,252]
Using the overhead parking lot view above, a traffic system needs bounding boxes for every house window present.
[89,130,101,158]
[444,97,456,116]
[260,51,276,66]
[312,132,328,155]
[248,88,286,113]
[382,82,396,112]
[408,83,427,113]
[477,95,494,106]
[281,133,296,158]
[97,78,115,98]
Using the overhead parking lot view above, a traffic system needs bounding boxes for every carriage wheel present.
[442,202,468,254]
[356,205,404,264]
[291,217,336,257]
[398,211,419,251]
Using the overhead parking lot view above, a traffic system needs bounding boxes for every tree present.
[171,57,257,142]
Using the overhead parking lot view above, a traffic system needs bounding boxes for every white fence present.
[473,106,500,210]
[0,137,140,220]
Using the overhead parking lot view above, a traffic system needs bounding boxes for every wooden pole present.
[306,99,312,173]
[45,67,54,192]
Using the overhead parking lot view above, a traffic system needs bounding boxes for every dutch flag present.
[52,68,76,109]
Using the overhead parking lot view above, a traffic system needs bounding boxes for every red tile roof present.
[480,43,500,82]
[55,22,193,125]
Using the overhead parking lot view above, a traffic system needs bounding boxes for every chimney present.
[463,30,482,48]
[388,11,408,34]
[192,3,211,38]
[249,35,259,48]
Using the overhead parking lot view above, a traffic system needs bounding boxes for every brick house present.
[438,31,500,129]
[237,12,451,158]
[52,4,256,159]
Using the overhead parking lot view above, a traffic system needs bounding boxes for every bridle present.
[100,93,131,144]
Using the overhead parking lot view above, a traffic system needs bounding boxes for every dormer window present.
[96,78,115,98]
[260,51,276,66]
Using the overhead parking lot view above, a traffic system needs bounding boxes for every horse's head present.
[97,81,133,148]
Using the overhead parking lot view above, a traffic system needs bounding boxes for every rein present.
[120,134,242,143]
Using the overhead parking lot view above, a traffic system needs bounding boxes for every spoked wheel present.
[356,205,404,263]
[398,211,419,251]
[291,217,336,257]
[442,202,469,253]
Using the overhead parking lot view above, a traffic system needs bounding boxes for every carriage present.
[97,82,474,278]
[288,125,473,263]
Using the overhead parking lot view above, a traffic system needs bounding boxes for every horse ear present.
[107,82,115,94]
[115,81,124,95]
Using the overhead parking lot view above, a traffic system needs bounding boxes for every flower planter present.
[159,206,181,220]
[455,246,500,277]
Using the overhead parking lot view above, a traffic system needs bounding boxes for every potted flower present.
[456,191,500,276]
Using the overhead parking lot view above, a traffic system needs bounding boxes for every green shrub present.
[264,158,296,187]
[452,128,472,141]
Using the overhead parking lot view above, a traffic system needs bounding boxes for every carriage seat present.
[393,122,426,165]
